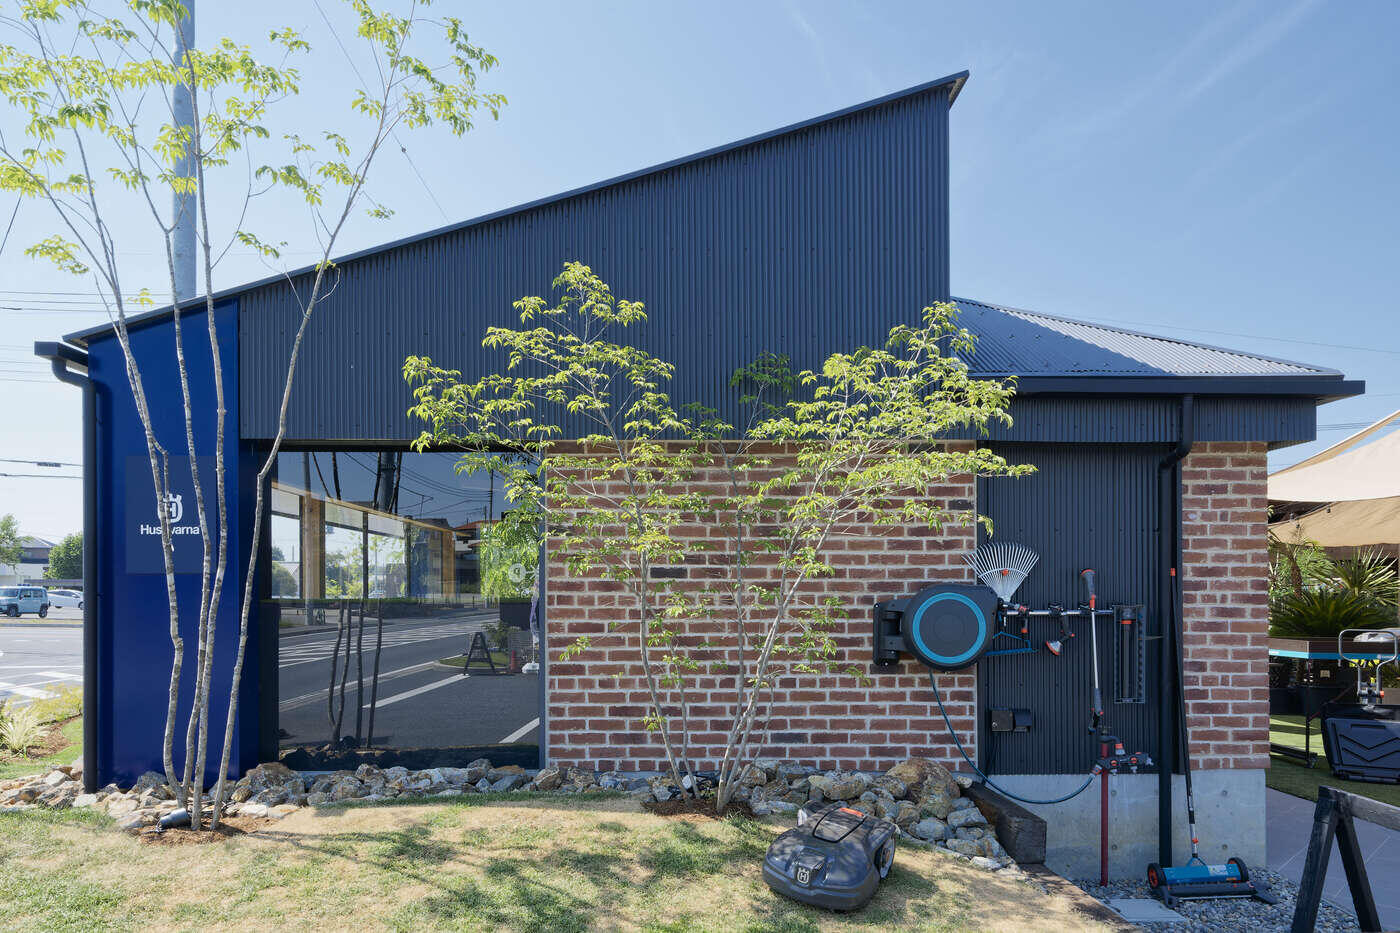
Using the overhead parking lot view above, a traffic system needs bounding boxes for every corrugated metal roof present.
[953,297,1335,377]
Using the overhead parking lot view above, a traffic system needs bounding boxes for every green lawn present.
[1268,714,1400,808]
[0,795,1109,932]
[0,716,83,782]
[437,651,513,671]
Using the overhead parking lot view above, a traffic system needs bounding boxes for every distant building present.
[0,535,55,585]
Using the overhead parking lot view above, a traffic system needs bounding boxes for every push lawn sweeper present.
[1145,565,1276,908]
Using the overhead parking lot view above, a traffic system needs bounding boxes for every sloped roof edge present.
[62,71,969,347]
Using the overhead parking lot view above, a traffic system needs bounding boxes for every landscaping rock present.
[886,758,956,794]
[489,773,528,793]
[775,761,816,784]
[486,765,524,782]
[910,817,948,842]
[42,769,69,787]
[739,764,768,787]
[267,804,299,820]
[947,806,987,829]
[533,767,564,791]
[73,793,98,808]
[872,775,907,800]
[916,782,958,820]
[824,770,869,800]
[330,777,366,801]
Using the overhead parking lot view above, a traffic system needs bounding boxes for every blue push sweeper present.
[1146,565,1276,908]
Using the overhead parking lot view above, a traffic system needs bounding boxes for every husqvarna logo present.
[139,492,199,537]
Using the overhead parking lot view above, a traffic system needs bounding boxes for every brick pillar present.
[1179,442,1270,770]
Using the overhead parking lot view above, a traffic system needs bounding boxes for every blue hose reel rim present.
[906,590,991,669]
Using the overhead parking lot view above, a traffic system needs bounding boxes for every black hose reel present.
[872,583,1000,670]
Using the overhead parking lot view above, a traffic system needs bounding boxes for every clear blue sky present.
[2,0,1396,539]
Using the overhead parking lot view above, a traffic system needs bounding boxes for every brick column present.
[1179,442,1270,770]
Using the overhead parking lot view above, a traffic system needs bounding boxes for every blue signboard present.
[124,454,219,574]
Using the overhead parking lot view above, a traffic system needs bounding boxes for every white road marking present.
[278,622,482,668]
[500,717,540,744]
[364,676,463,709]
[278,661,436,711]
[37,671,82,682]
[0,681,57,700]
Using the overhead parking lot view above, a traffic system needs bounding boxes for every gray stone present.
[950,797,974,812]
[73,793,98,808]
[42,769,69,787]
[873,775,908,800]
[917,783,958,820]
[775,761,816,784]
[106,796,138,817]
[948,805,988,828]
[824,770,869,800]
[533,767,563,791]
[739,764,768,787]
[474,778,491,793]
[486,765,525,783]
[768,801,798,815]
[240,802,270,818]
[489,773,527,793]
[305,792,332,806]
[910,817,948,842]
[330,777,366,801]
[970,856,1001,871]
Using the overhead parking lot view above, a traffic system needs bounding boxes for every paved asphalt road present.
[0,621,83,706]
[279,609,540,751]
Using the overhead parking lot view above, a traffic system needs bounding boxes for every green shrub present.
[1269,589,1396,639]
[1331,549,1400,607]
[0,701,47,754]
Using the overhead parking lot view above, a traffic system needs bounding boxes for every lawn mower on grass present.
[762,802,898,911]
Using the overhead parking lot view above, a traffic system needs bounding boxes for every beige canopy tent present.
[1269,409,1400,546]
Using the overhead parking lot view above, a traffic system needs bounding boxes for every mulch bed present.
[136,815,272,847]
[642,797,756,820]
[0,715,78,765]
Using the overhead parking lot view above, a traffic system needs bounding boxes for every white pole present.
[172,0,196,302]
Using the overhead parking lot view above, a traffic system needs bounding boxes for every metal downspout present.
[1157,394,1194,865]
[34,341,99,793]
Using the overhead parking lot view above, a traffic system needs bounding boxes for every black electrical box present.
[989,707,1032,733]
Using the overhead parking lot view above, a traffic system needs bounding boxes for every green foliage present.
[1269,588,1396,638]
[43,532,82,580]
[0,513,20,567]
[478,504,541,600]
[1269,530,1332,603]
[1331,550,1400,607]
[407,262,1030,791]
[0,700,47,754]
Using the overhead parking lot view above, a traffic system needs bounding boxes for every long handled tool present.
[1081,570,1152,885]
[1146,568,1276,907]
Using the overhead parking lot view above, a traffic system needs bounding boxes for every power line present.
[0,458,81,467]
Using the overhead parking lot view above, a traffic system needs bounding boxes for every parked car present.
[46,588,83,610]
[0,585,50,617]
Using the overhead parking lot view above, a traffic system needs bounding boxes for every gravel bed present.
[1073,869,1360,932]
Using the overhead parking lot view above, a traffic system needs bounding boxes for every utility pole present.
[172,0,196,301]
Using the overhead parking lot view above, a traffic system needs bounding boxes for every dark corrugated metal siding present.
[963,396,1317,444]
[241,87,952,441]
[976,443,1163,775]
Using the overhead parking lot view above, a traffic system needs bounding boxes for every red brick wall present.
[1179,441,1270,770]
[545,445,980,772]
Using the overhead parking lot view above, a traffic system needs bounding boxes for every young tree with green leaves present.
[407,262,711,787]
[0,514,20,568]
[43,532,82,580]
[0,0,502,826]
[406,263,1031,804]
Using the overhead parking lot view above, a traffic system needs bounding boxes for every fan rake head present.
[963,542,1040,602]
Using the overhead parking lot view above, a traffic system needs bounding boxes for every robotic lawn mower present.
[762,802,898,911]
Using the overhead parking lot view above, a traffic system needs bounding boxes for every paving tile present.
[1106,898,1186,923]
[1267,788,1400,929]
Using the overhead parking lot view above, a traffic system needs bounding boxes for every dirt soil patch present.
[643,795,755,820]
[1,793,1113,931]
[135,815,271,846]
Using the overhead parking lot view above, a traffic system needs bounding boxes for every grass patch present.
[0,795,1106,931]
[436,651,512,670]
[1268,714,1400,807]
[0,716,82,782]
